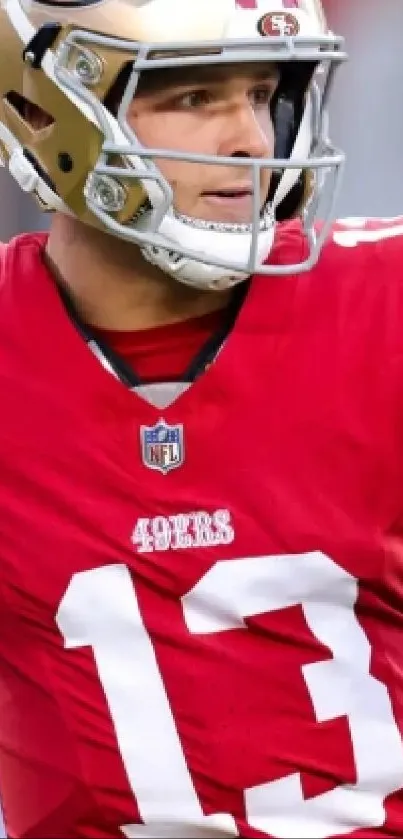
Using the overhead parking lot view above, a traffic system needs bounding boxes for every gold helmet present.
[0,0,346,289]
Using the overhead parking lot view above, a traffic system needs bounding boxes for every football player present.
[0,0,402,837]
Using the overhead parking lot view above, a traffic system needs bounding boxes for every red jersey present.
[91,308,227,383]
[1,217,403,838]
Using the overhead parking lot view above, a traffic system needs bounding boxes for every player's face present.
[129,63,279,225]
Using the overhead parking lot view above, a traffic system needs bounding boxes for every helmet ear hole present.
[4,91,54,130]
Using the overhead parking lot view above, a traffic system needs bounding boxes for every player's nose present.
[218,100,273,160]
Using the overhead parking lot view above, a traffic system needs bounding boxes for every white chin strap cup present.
[140,209,276,290]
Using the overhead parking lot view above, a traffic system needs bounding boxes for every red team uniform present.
[0,0,399,834]
[1,218,403,838]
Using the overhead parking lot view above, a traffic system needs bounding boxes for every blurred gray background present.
[1,0,402,242]
[0,0,402,836]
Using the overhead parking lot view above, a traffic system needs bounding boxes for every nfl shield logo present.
[140,418,184,474]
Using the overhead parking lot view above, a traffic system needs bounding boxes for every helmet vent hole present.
[4,92,54,131]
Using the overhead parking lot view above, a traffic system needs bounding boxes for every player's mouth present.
[201,186,255,223]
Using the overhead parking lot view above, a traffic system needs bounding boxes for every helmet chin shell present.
[139,205,277,291]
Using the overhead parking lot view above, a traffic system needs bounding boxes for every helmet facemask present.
[0,0,347,288]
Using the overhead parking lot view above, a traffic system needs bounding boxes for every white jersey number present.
[56,552,403,838]
[333,216,403,247]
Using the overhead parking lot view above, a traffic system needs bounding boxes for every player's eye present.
[175,89,212,108]
[250,85,277,107]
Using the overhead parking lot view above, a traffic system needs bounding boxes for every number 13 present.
[57,551,403,838]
